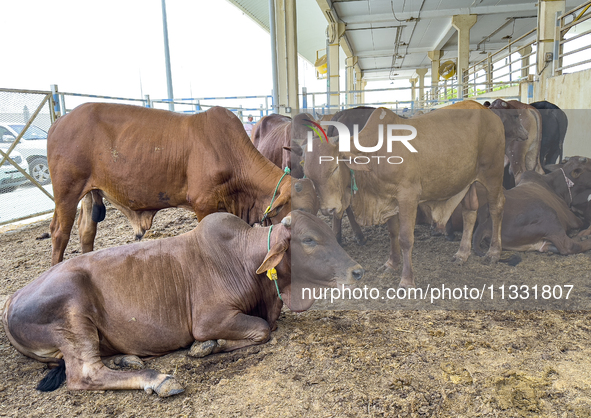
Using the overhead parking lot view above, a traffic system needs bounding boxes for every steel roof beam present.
[341,3,538,25]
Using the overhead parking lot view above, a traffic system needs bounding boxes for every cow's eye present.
[302,237,316,246]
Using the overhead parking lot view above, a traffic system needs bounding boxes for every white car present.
[0,148,29,193]
[0,123,50,185]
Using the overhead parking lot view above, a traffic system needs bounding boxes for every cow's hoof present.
[451,254,468,265]
[483,253,500,264]
[398,279,415,289]
[445,233,456,242]
[188,340,217,358]
[152,376,184,397]
[355,235,367,246]
[114,355,144,370]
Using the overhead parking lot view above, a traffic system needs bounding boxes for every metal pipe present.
[161,0,174,112]
[269,0,279,113]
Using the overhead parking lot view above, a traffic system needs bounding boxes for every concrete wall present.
[545,68,591,110]
[545,69,591,158]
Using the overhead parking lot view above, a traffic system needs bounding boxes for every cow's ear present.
[340,152,371,172]
[256,223,291,274]
[572,168,583,179]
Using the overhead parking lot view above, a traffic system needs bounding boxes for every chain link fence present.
[0,88,56,226]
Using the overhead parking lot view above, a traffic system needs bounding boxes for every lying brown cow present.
[489,99,544,187]
[47,104,292,265]
[3,211,363,397]
[305,101,518,288]
[473,157,591,254]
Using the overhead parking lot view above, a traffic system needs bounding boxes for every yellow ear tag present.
[267,268,278,281]
[264,205,271,214]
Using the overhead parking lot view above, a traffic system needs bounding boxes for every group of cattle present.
[2,98,588,398]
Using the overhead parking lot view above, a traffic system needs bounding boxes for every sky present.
[2,0,327,103]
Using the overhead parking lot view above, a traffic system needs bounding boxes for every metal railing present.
[150,95,273,122]
[557,0,591,73]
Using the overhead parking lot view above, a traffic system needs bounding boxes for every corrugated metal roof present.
[229,0,586,81]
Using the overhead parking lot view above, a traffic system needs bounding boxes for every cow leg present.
[378,215,401,274]
[482,184,504,263]
[545,232,591,255]
[332,213,344,244]
[453,184,478,264]
[56,314,182,397]
[50,185,87,265]
[346,206,366,245]
[397,199,419,288]
[77,193,98,254]
[190,312,271,357]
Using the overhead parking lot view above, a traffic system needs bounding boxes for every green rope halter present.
[266,225,282,300]
[260,167,291,225]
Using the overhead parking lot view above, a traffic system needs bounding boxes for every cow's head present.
[258,211,364,312]
[488,99,529,143]
[303,138,357,220]
[549,157,591,211]
[292,178,320,215]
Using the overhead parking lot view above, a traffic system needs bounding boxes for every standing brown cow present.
[47,104,292,265]
[305,101,514,288]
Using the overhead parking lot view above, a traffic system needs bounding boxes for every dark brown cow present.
[250,113,291,148]
[251,113,314,179]
[489,99,544,187]
[473,157,591,254]
[47,104,292,266]
[530,101,569,166]
[305,101,516,288]
[3,211,364,397]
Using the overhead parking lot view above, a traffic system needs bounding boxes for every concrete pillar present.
[410,78,417,105]
[274,0,299,115]
[346,56,357,107]
[360,79,367,105]
[355,70,363,104]
[416,68,428,108]
[452,14,477,98]
[486,53,493,92]
[427,50,441,102]
[518,45,533,79]
[535,0,565,101]
[327,22,345,112]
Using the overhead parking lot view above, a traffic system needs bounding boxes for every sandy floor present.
[1,206,590,417]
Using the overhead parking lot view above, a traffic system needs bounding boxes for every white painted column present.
[415,68,428,108]
[427,50,441,102]
[452,14,477,98]
[410,78,417,107]
[346,56,357,107]
[274,0,299,115]
[355,71,364,105]
[327,22,345,112]
[535,0,565,101]
[519,45,533,79]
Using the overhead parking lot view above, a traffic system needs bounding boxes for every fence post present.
[302,86,308,111]
[144,94,151,108]
[553,11,563,76]
[50,84,60,122]
[238,105,243,121]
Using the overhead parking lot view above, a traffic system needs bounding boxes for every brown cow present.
[47,104,292,266]
[305,101,515,288]
[3,211,364,397]
[292,178,320,215]
[251,112,315,179]
[489,99,544,187]
[473,157,591,254]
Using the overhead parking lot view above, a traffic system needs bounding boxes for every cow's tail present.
[36,359,66,392]
[90,190,106,223]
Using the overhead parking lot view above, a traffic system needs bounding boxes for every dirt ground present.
[1,207,591,417]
